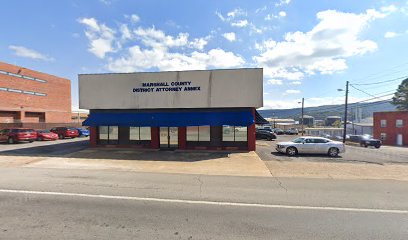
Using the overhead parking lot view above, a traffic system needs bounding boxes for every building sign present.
[133,81,201,93]
[79,68,263,109]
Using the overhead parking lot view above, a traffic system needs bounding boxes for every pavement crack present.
[195,176,203,198]
[267,168,288,194]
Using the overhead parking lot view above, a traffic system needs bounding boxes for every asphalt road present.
[0,168,407,239]
[256,135,408,165]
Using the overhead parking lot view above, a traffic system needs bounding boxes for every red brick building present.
[373,111,408,147]
[0,61,71,125]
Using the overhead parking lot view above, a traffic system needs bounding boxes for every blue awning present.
[83,110,254,127]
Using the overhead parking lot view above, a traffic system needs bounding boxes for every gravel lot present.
[256,135,408,165]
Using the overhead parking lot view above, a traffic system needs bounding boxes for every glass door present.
[159,127,178,149]
[169,127,178,148]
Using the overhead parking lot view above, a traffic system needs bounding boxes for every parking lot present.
[256,135,408,165]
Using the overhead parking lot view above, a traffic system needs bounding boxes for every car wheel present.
[375,145,381,149]
[29,140,34,143]
[8,137,15,144]
[328,147,339,157]
[267,137,272,141]
[286,147,297,156]
[59,134,64,139]
[364,144,368,148]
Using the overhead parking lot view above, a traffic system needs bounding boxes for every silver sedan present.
[276,136,345,157]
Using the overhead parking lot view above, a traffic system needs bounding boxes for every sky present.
[1,0,408,110]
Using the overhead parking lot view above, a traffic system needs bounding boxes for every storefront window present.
[129,127,140,140]
[199,126,211,141]
[99,126,109,140]
[187,126,199,141]
[187,126,211,142]
[140,127,151,140]
[109,126,118,140]
[130,127,151,141]
[223,126,247,142]
[222,126,235,141]
[98,126,118,144]
[235,126,248,141]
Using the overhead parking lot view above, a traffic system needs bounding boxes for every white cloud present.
[267,79,283,85]
[380,5,397,14]
[231,19,249,27]
[78,17,116,58]
[130,14,140,23]
[99,0,113,5]
[216,8,246,22]
[227,8,247,18]
[9,45,54,61]
[285,89,301,94]
[107,47,244,72]
[254,8,390,81]
[190,38,208,50]
[279,11,287,17]
[290,81,302,85]
[275,0,291,7]
[78,17,243,73]
[120,24,132,40]
[223,32,236,42]
[384,31,398,38]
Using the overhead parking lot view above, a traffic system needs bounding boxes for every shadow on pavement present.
[0,140,231,162]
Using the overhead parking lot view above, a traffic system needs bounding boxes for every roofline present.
[374,110,408,114]
[0,60,70,82]
[78,67,263,76]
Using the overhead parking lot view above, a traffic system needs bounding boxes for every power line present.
[350,61,408,83]
[351,76,406,86]
[350,85,377,98]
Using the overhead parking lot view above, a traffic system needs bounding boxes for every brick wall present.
[0,61,71,123]
[373,111,408,146]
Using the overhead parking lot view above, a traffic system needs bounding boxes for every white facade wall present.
[79,68,263,109]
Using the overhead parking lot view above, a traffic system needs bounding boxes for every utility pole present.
[301,97,304,136]
[342,81,349,143]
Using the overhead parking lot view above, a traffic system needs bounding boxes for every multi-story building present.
[0,61,71,125]
[373,111,408,146]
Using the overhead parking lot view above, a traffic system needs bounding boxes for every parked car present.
[50,127,79,139]
[348,135,382,148]
[76,128,90,137]
[273,128,284,135]
[0,128,37,144]
[257,127,273,132]
[284,128,299,135]
[276,136,345,157]
[256,129,277,141]
[36,130,58,141]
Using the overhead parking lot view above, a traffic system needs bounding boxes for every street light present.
[298,98,304,136]
[337,81,349,143]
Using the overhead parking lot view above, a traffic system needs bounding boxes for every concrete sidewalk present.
[2,149,272,177]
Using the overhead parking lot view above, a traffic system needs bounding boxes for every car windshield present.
[292,137,305,143]
[14,129,34,133]
[39,130,51,133]
[67,128,77,130]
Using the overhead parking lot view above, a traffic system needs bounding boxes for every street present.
[0,167,408,239]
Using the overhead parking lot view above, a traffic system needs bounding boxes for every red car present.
[50,127,79,139]
[0,128,37,144]
[36,130,58,141]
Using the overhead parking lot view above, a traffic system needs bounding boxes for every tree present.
[332,120,342,128]
[392,78,408,110]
